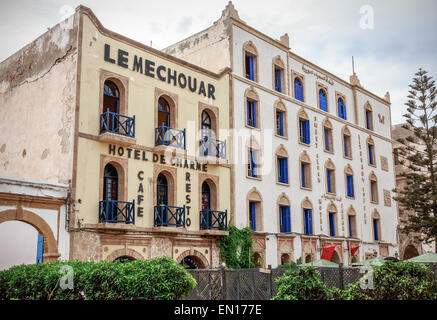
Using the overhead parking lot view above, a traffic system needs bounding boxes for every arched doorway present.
[280,253,290,265]
[113,256,134,263]
[201,182,210,211]
[305,254,313,263]
[157,173,168,206]
[331,250,341,264]
[403,245,419,260]
[103,163,119,222]
[180,256,201,269]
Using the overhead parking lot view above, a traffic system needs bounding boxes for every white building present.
[165,2,399,267]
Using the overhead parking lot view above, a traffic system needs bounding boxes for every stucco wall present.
[0,14,78,185]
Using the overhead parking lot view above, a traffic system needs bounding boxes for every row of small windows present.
[243,43,375,130]
[247,193,381,240]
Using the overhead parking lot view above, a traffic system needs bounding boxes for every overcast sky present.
[1,0,436,124]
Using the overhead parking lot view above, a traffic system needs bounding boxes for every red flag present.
[350,246,359,256]
[321,245,336,261]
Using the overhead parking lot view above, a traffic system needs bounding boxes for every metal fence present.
[183,263,437,300]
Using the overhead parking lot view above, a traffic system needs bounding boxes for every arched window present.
[247,136,261,179]
[157,97,171,127]
[156,173,168,206]
[273,56,285,93]
[243,42,258,82]
[323,118,333,153]
[319,88,328,112]
[298,109,310,145]
[276,145,289,184]
[345,165,355,198]
[302,198,313,235]
[245,88,260,129]
[200,110,213,156]
[325,159,336,194]
[337,97,347,120]
[294,77,304,102]
[327,202,338,237]
[364,102,373,130]
[367,136,376,166]
[103,80,120,114]
[278,193,291,233]
[369,172,379,203]
[300,151,312,189]
[201,181,210,211]
[201,110,212,130]
[274,100,287,138]
[247,188,263,231]
[342,126,352,159]
[372,210,381,241]
[347,206,357,238]
[103,163,118,201]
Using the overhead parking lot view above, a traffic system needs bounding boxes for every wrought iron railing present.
[99,110,135,137]
[154,204,186,227]
[99,199,135,224]
[199,134,226,159]
[155,125,186,149]
[200,209,228,231]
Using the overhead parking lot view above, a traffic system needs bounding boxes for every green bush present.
[0,256,196,300]
[272,267,330,300]
[338,261,437,300]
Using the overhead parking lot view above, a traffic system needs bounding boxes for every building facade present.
[165,2,399,267]
[0,6,231,268]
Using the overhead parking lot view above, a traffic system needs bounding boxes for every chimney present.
[279,33,290,48]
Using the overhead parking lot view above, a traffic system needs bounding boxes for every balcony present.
[99,110,136,145]
[200,209,228,231]
[155,125,186,150]
[99,199,135,224]
[154,204,186,227]
[199,134,226,160]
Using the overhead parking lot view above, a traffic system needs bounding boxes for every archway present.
[305,254,313,263]
[106,248,144,261]
[403,245,419,260]
[176,249,209,269]
[280,253,290,265]
[0,209,60,264]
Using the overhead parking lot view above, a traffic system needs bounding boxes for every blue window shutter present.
[303,209,308,234]
[369,145,374,164]
[338,100,342,118]
[295,78,303,102]
[301,163,305,187]
[305,120,310,144]
[373,219,379,241]
[327,169,331,193]
[347,175,353,197]
[308,209,313,234]
[36,233,44,264]
[329,213,335,236]
[343,104,347,120]
[366,111,370,129]
[282,158,288,183]
[250,202,256,230]
[349,215,353,237]
[253,101,257,127]
[285,206,291,232]
[279,112,283,136]
[249,56,254,81]
[319,90,327,111]
[252,150,257,177]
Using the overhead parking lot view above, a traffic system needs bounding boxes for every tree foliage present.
[394,68,437,249]
[0,256,196,300]
[217,225,254,269]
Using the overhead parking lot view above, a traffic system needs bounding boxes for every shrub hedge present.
[0,256,196,300]
[272,266,330,300]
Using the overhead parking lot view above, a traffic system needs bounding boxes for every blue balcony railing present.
[155,125,186,149]
[99,199,135,224]
[100,110,135,138]
[200,209,228,231]
[199,134,226,159]
[154,204,186,227]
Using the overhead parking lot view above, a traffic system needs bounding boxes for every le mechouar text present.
[104,44,216,100]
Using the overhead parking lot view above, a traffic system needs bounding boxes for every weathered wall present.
[0,14,79,185]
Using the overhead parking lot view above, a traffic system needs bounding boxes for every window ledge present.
[274,133,288,140]
[346,196,355,200]
[246,175,262,181]
[276,181,290,187]
[343,155,353,161]
[98,132,136,146]
[300,186,312,191]
[298,141,311,147]
[245,124,261,131]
